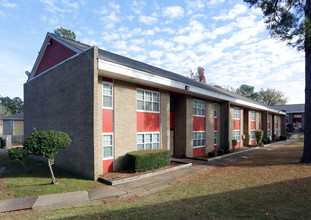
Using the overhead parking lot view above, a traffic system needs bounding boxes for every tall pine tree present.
[244,0,310,163]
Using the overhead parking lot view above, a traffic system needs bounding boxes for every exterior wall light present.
[185,85,190,90]
[48,40,52,46]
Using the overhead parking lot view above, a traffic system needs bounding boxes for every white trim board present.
[98,59,285,115]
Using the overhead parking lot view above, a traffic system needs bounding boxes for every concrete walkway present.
[0,135,299,213]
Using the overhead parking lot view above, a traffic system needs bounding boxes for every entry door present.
[170,130,174,155]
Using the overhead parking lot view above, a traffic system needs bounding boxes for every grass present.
[0,152,102,200]
[3,134,311,219]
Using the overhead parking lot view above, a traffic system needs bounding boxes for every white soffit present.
[98,59,285,115]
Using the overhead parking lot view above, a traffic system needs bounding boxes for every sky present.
[0,0,305,104]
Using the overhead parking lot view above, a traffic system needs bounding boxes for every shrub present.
[272,134,278,142]
[217,149,224,156]
[208,151,216,157]
[262,139,268,144]
[24,129,72,184]
[279,135,287,141]
[232,140,238,152]
[125,149,171,172]
[267,137,271,143]
[224,149,231,154]
[8,147,29,171]
[255,130,264,144]
[285,133,291,139]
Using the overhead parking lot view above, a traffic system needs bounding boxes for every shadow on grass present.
[0,152,86,181]
[58,176,311,220]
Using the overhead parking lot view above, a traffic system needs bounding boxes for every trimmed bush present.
[255,130,264,144]
[279,135,287,141]
[217,149,224,156]
[224,149,231,154]
[262,139,268,144]
[208,151,216,157]
[267,137,271,143]
[125,149,171,172]
[285,133,291,139]
[272,134,278,142]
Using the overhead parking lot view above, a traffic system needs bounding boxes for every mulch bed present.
[98,162,184,182]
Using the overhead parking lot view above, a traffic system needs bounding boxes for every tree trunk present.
[47,158,58,184]
[301,0,311,163]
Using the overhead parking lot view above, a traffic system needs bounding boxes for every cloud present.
[213,4,247,20]
[207,0,225,6]
[131,0,146,15]
[185,0,205,15]
[162,6,184,19]
[1,0,17,8]
[0,10,7,20]
[139,15,158,25]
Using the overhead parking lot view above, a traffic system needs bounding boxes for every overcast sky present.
[0,0,305,104]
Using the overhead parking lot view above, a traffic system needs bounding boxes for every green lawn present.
[0,152,102,200]
[4,134,310,219]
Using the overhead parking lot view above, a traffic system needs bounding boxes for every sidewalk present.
[0,135,299,213]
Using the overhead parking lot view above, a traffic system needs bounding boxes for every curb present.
[99,163,192,185]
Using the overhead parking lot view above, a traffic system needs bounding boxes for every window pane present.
[145,143,152,150]
[103,96,112,107]
[103,146,112,157]
[137,144,144,151]
[103,135,112,146]
[137,100,144,110]
[145,134,152,143]
[137,134,144,144]
[137,90,144,100]
[153,103,159,112]
[193,140,197,147]
[153,93,159,102]
[153,134,159,142]
[103,84,112,96]
[145,101,152,111]
[153,143,159,149]
[145,91,152,101]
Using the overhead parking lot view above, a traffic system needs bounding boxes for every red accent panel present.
[137,84,159,91]
[251,121,256,130]
[137,112,159,132]
[35,38,77,76]
[193,116,205,131]
[102,109,113,132]
[268,122,271,130]
[286,119,289,123]
[103,159,113,173]
[234,120,240,130]
[214,118,217,131]
[276,123,278,129]
[236,142,240,148]
[103,77,113,82]
[214,145,217,152]
[170,112,175,129]
[293,118,302,123]
[193,147,205,156]
[251,140,256,145]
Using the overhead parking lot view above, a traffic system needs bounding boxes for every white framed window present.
[233,130,240,142]
[268,130,271,139]
[214,131,217,145]
[137,132,160,150]
[251,130,256,140]
[234,108,240,119]
[103,133,113,159]
[276,129,279,136]
[214,103,218,118]
[193,99,205,117]
[276,116,278,123]
[137,89,160,113]
[268,114,271,122]
[103,82,113,109]
[251,111,256,121]
[193,131,205,148]
[259,113,262,129]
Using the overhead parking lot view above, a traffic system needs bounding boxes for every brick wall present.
[24,47,96,180]
[113,80,137,171]
[205,101,214,153]
[160,90,170,150]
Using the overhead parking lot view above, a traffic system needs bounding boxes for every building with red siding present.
[24,33,286,180]
[273,104,305,131]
